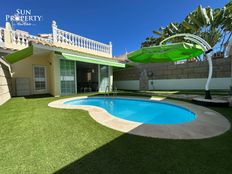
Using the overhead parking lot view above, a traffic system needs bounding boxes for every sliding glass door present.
[60,59,76,95]
[99,65,109,92]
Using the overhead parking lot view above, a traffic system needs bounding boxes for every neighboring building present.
[0,21,125,99]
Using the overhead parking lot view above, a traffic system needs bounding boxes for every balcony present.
[0,21,112,58]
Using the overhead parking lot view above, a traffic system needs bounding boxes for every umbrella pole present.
[160,33,213,99]
[205,50,213,99]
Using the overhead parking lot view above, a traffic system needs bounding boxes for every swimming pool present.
[64,97,196,124]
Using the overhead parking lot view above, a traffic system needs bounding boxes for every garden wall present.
[114,57,232,90]
[0,60,12,105]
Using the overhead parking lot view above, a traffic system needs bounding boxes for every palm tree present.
[141,37,161,47]
[220,1,232,52]
[141,1,232,56]
[182,5,222,48]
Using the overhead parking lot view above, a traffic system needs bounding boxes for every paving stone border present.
[48,96,230,139]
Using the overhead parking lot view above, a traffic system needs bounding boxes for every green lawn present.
[0,94,232,174]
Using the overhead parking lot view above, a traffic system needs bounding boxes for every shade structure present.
[3,45,125,68]
[128,42,204,63]
[4,46,33,64]
[62,53,125,68]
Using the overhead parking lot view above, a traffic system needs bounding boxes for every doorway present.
[76,62,98,92]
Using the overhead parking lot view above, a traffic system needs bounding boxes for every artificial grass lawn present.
[0,95,232,174]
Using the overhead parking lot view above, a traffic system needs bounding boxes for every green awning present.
[3,45,125,68]
[62,53,125,68]
[4,46,33,64]
[128,42,204,63]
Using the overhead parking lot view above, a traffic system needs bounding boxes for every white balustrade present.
[0,21,112,57]
[10,31,26,46]
[53,27,112,55]
[0,27,4,45]
[28,35,52,43]
[9,30,52,47]
[10,30,29,46]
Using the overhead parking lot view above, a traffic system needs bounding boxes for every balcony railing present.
[10,30,29,47]
[54,27,112,55]
[0,21,112,57]
[0,27,5,47]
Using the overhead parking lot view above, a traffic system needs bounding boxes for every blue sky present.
[0,0,228,56]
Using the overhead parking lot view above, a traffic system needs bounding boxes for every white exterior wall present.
[115,78,231,91]
[148,78,232,90]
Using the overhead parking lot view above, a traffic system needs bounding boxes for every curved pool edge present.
[48,96,231,139]
[64,97,197,125]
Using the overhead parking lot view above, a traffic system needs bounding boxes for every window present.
[33,66,46,92]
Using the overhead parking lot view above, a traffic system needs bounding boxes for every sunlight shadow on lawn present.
[53,133,174,174]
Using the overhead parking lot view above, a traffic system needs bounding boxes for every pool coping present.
[48,96,231,139]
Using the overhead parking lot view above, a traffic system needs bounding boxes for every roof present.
[4,43,125,68]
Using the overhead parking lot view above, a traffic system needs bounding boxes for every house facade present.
[0,21,125,98]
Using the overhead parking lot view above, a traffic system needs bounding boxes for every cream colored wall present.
[54,42,112,58]
[11,51,114,96]
[11,53,52,96]
[49,53,60,96]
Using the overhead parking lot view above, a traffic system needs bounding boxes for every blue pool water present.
[64,97,196,124]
